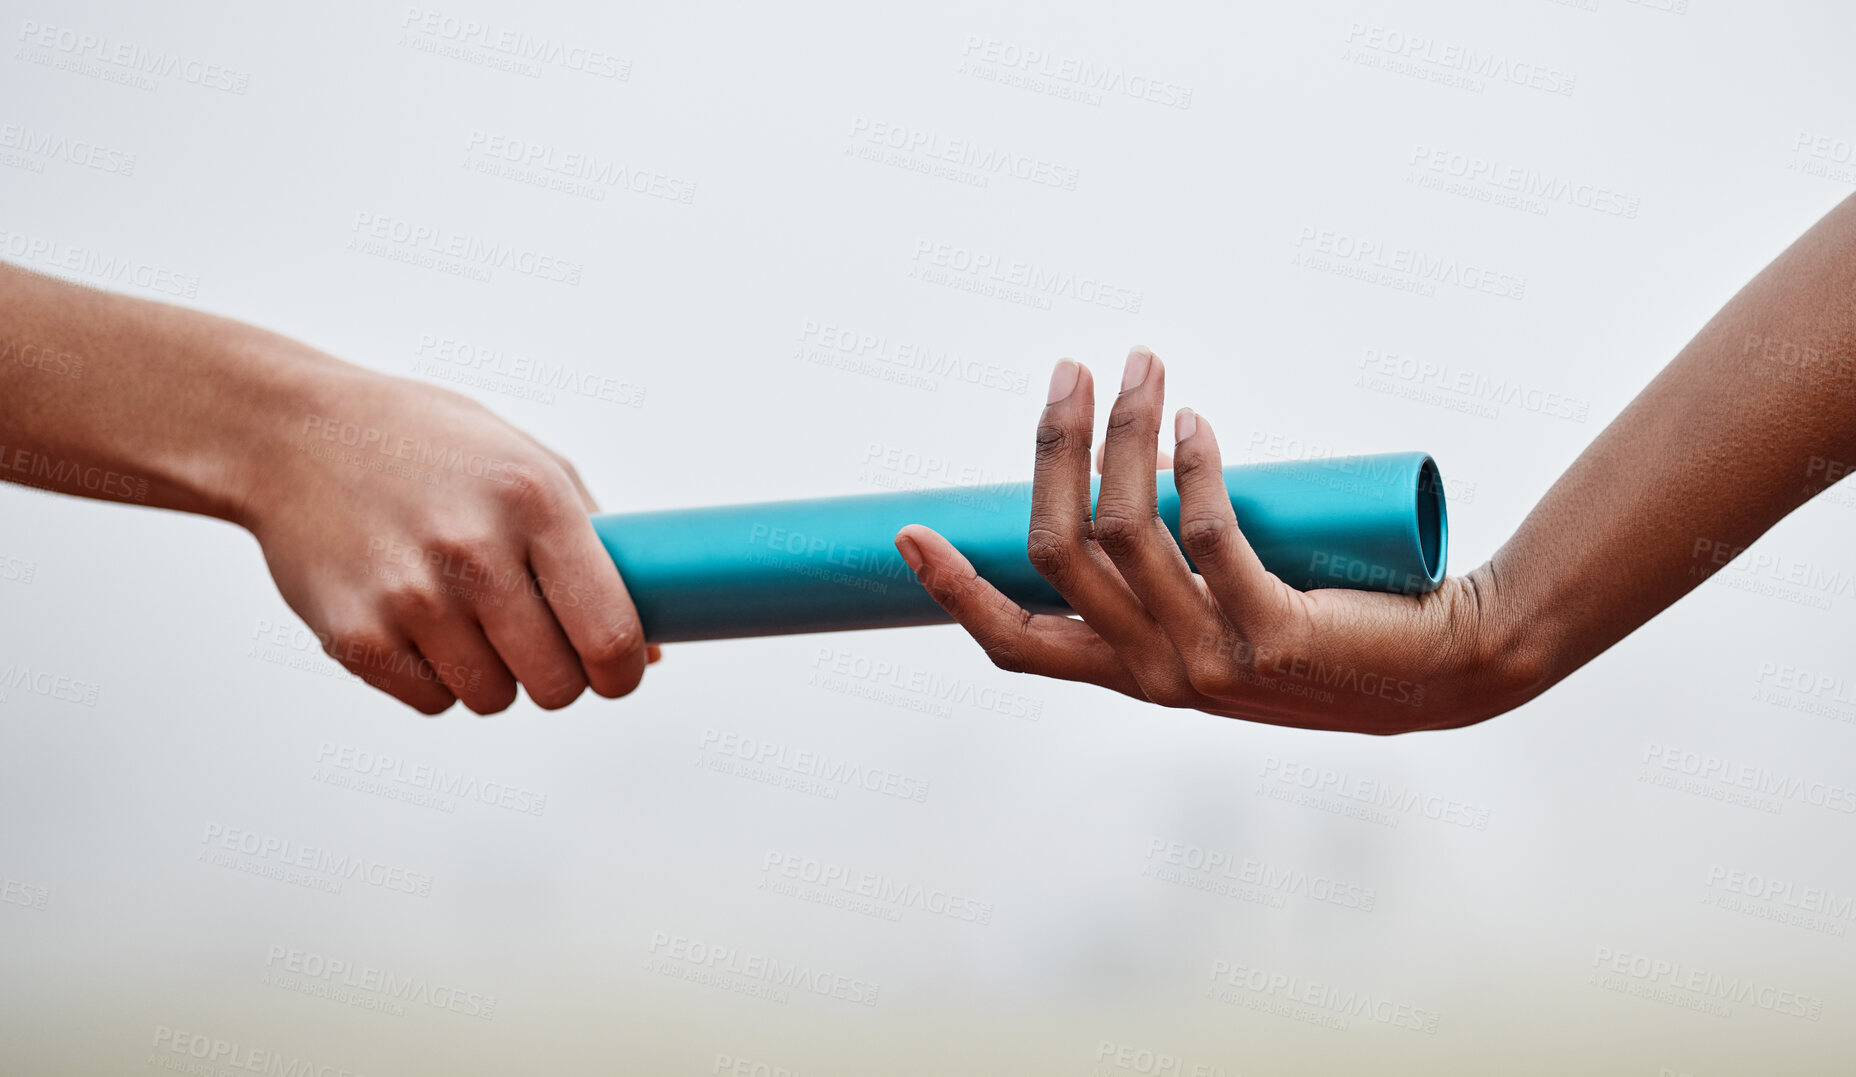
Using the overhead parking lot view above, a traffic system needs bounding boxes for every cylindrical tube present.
[591,452,1447,643]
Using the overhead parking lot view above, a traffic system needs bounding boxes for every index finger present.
[528,504,649,699]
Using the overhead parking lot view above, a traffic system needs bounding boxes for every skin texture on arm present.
[895,193,1856,734]
[0,263,657,714]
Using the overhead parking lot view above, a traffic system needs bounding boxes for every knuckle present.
[526,671,588,711]
[496,464,571,518]
[1171,447,1211,479]
[592,652,648,698]
[431,532,499,573]
[1026,528,1075,585]
[1216,633,1263,673]
[985,641,1030,675]
[1178,513,1230,560]
[1033,421,1082,467]
[1103,402,1146,435]
[339,635,454,715]
[583,622,644,672]
[382,580,444,625]
[1089,502,1150,557]
[323,623,388,663]
[1139,675,1198,709]
[315,621,359,657]
[1184,661,1240,699]
[983,610,1038,675]
[427,655,478,693]
[920,561,972,606]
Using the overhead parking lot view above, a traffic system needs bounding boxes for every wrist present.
[196,323,357,534]
[1460,559,1561,715]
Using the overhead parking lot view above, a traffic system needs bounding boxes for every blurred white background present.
[3,1,1854,1073]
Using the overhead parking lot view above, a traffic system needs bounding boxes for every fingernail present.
[1121,346,1152,392]
[1046,359,1079,404]
[895,533,925,575]
[1175,407,1197,442]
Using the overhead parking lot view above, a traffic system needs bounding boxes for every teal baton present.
[591,452,1447,643]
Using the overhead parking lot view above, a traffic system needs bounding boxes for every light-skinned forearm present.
[0,263,652,714]
[0,262,337,524]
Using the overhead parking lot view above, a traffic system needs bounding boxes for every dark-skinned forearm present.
[1483,193,1856,700]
